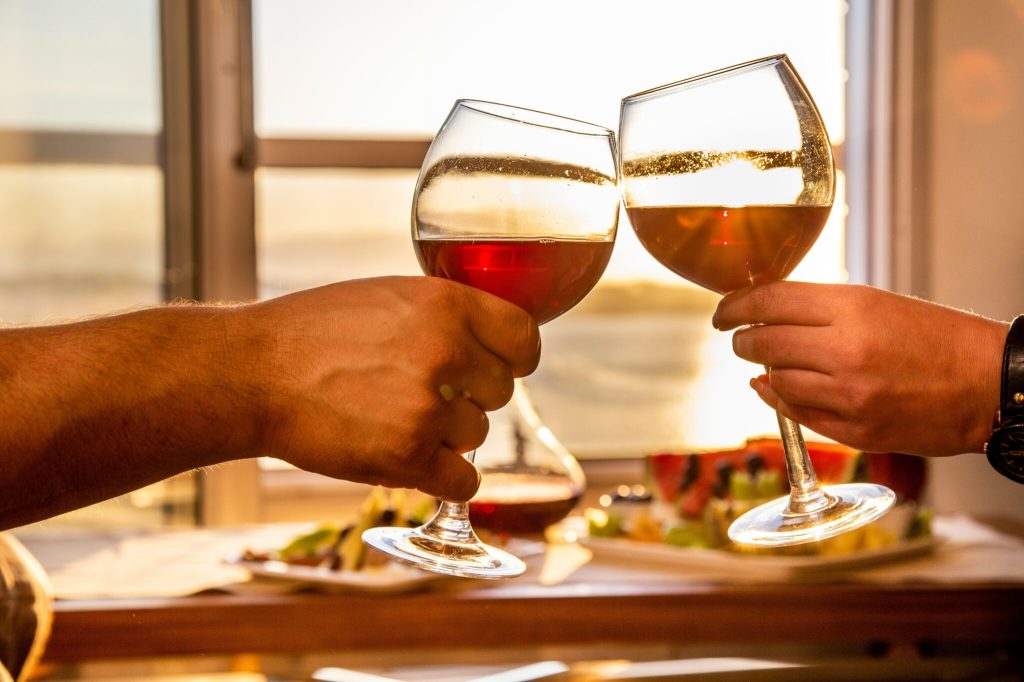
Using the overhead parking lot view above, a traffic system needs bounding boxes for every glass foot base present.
[362,526,526,579]
[727,483,897,548]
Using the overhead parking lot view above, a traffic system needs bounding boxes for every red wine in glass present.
[414,237,614,324]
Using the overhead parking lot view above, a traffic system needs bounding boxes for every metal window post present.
[160,0,261,525]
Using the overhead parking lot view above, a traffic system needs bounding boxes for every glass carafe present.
[469,379,586,536]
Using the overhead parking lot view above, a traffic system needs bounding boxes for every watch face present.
[987,423,1024,484]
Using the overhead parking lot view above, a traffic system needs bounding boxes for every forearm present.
[0,305,264,529]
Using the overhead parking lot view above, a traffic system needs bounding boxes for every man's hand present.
[238,276,541,501]
[713,282,1008,456]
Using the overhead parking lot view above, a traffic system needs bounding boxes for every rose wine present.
[414,238,613,325]
[626,205,831,294]
[468,472,582,534]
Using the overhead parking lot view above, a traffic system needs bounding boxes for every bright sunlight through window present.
[253,0,848,458]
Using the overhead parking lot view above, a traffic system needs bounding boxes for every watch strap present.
[999,315,1024,425]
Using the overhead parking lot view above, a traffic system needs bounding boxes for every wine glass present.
[618,55,895,547]
[363,100,618,577]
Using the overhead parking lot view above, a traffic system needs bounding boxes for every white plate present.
[581,535,940,579]
[226,537,547,593]
[226,555,445,593]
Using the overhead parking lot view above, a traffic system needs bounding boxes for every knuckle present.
[416,277,464,318]
[420,273,458,300]
[845,384,868,413]
[837,342,869,372]
[846,380,879,416]
[419,336,466,376]
[843,346,865,370]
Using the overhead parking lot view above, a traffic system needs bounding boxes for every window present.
[0,0,163,323]
[0,0,198,528]
[3,1,853,525]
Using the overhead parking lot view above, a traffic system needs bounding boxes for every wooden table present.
[43,564,1024,662]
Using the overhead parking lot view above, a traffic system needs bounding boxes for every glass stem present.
[776,412,834,516]
[417,449,478,545]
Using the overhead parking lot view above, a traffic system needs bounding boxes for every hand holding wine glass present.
[255,276,540,501]
[364,100,618,578]
[619,55,895,547]
[714,280,1008,458]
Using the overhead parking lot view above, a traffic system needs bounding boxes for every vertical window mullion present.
[160,0,198,302]
[160,0,261,525]
[193,0,257,302]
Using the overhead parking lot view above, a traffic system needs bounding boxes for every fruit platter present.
[583,438,937,576]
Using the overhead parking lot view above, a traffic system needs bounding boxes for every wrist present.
[967,319,1010,453]
[208,303,277,463]
[112,303,268,468]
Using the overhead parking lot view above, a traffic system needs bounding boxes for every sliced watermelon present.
[647,438,864,517]
[865,452,926,502]
[742,437,862,485]
[647,453,687,504]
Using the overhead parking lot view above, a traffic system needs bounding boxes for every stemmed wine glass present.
[619,55,895,547]
[363,100,619,577]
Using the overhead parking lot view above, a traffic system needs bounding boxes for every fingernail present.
[749,378,762,392]
[711,313,720,330]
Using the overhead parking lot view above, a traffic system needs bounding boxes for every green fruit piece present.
[729,471,756,501]
[756,470,783,498]
[339,488,388,571]
[907,506,933,539]
[664,523,711,548]
[588,512,623,538]
[387,489,408,528]
[278,527,338,560]
[410,499,436,525]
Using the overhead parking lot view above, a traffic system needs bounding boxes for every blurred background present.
[0,0,1021,530]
